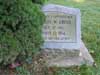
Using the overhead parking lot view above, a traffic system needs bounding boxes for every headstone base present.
[42,41,94,67]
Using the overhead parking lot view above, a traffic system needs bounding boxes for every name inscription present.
[43,12,76,43]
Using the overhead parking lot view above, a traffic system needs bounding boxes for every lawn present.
[46,0,100,75]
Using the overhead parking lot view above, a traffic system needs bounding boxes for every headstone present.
[42,4,94,67]
[42,4,81,49]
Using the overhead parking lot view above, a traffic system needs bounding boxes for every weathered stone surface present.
[42,41,94,67]
[42,4,94,67]
[42,4,81,49]
[42,48,80,61]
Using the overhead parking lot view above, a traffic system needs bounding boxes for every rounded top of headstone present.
[42,4,81,15]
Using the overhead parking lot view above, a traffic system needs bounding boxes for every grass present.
[45,0,100,75]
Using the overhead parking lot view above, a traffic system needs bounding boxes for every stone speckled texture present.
[43,41,94,67]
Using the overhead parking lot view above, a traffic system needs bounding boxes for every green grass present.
[46,0,100,75]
